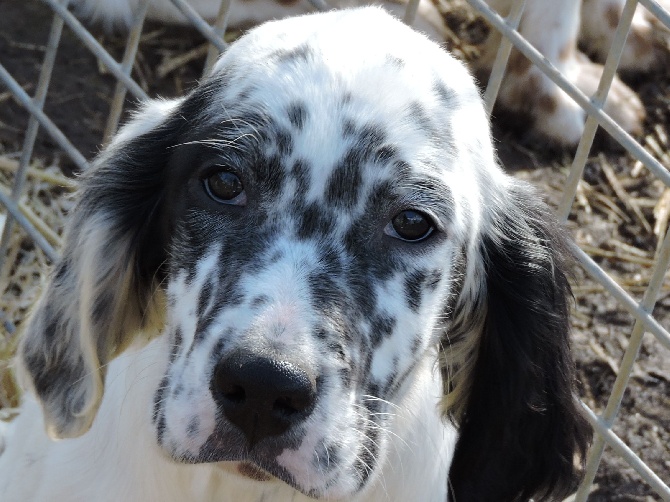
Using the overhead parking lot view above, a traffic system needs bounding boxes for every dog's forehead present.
[203,7,487,170]
[170,7,500,238]
[96,9,502,249]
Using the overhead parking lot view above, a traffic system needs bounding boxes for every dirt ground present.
[0,0,668,500]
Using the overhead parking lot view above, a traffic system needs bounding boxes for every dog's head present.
[19,7,590,501]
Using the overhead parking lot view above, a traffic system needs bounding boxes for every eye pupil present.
[206,171,244,202]
[392,210,433,241]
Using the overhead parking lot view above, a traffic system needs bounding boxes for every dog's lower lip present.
[238,461,275,481]
[217,460,276,482]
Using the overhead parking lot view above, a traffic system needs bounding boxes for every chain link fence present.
[0,0,668,500]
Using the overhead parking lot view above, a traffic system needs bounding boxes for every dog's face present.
[150,13,485,496]
[19,8,590,502]
[156,121,456,494]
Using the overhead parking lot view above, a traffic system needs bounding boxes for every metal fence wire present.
[0,0,669,500]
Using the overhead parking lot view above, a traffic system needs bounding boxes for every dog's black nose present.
[211,349,316,446]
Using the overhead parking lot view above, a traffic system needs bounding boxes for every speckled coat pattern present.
[0,8,589,502]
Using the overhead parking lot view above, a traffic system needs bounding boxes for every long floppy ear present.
[445,181,592,501]
[17,98,186,439]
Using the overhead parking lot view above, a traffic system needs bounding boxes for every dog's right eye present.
[385,210,435,242]
[204,171,247,205]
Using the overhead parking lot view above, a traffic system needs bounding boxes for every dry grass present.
[0,155,74,412]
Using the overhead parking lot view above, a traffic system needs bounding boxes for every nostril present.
[213,367,247,405]
[273,394,310,417]
[222,384,245,405]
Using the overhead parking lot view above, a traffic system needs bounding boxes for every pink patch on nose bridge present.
[254,301,307,340]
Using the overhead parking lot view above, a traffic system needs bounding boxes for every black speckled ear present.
[448,183,591,501]
[18,98,189,439]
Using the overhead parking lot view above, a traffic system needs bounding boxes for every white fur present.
[0,337,454,501]
[0,7,589,501]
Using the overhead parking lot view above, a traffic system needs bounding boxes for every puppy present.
[0,8,590,501]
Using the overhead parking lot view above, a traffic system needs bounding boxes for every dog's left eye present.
[204,171,247,205]
[385,210,435,242]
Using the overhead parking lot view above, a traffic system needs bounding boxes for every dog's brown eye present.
[205,171,246,205]
[388,210,434,242]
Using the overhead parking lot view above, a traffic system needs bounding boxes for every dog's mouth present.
[237,461,275,481]
[218,461,275,482]
[216,457,326,498]
[192,443,346,499]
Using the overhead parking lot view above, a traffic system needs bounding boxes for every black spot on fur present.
[404,269,427,312]
[264,154,287,198]
[325,150,362,209]
[326,122,387,206]
[327,340,346,362]
[188,271,243,347]
[356,124,386,160]
[287,102,307,130]
[174,327,183,347]
[290,158,310,195]
[391,160,411,176]
[194,312,218,345]
[155,411,166,445]
[251,295,269,308]
[274,129,293,158]
[410,335,422,355]
[353,441,375,485]
[387,358,417,397]
[360,350,374,386]
[343,259,378,314]
[407,102,433,134]
[275,44,312,64]
[341,119,356,138]
[434,79,456,106]
[338,367,352,388]
[322,443,341,471]
[341,179,397,281]
[374,145,398,164]
[268,248,284,264]
[354,401,382,488]
[369,314,396,347]
[386,54,405,67]
[169,327,183,363]
[172,383,183,397]
[318,243,342,272]
[297,202,335,240]
[315,328,328,341]
[186,416,200,437]
[210,337,227,366]
[308,269,342,311]
[367,180,394,208]
[153,374,170,424]
[425,269,442,290]
[235,86,255,104]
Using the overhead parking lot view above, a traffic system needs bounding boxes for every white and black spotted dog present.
[0,8,590,502]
